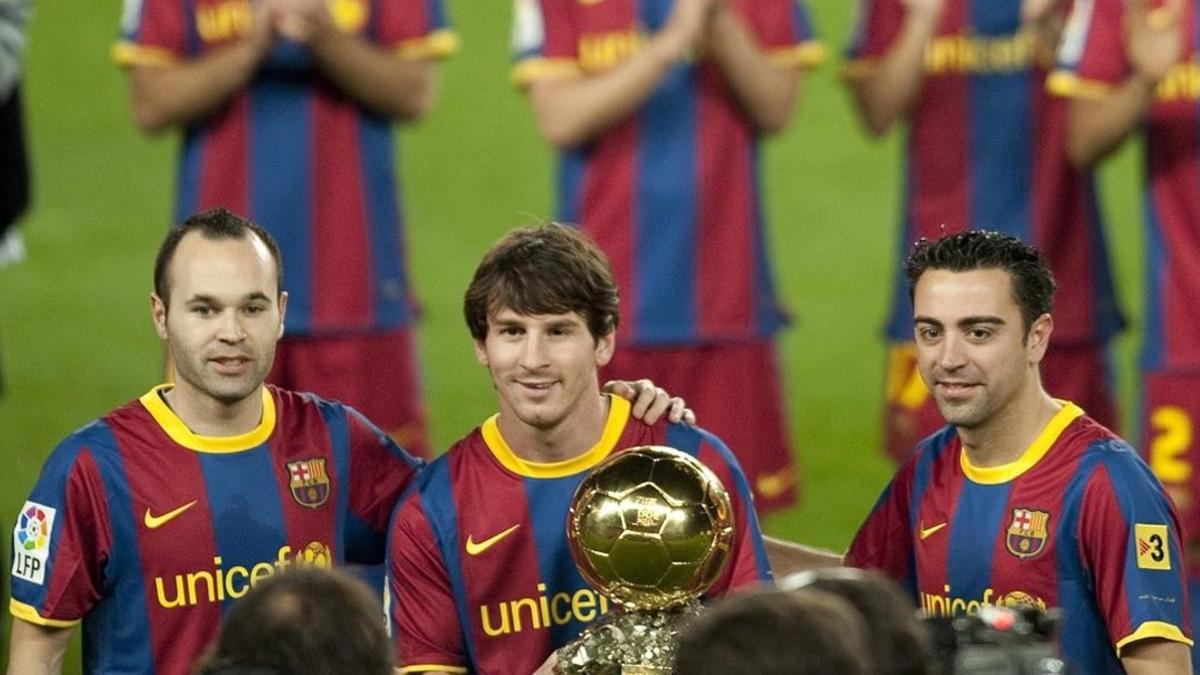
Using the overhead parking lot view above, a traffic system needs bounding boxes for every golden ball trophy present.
[556,446,734,675]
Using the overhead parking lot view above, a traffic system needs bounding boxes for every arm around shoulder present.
[6,619,73,675]
[1120,637,1192,675]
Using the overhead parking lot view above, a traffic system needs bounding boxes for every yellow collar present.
[482,395,631,478]
[961,401,1083,484]
[139,384,276,453]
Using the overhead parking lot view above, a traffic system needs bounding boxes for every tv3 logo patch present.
[12,501,57,585]
[1135,524,1171,571]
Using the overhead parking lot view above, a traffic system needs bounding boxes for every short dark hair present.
[674,588,871,675]
[904,230,1055,334]
[193,566,393,675]
[782,568,937,675]
[464,223,619,341]
[154,208,283,305]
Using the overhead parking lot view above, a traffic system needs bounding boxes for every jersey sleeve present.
[387,488,468,674]
[843,0,908,79]
[690,428,772,596]
[10,437,112,628]
[1076,452,1193,653]
[375,0,459,59]
[344,407,424,565]
[1048,0,1131,99]
[844,457,917,587]
[744,0,824,69]
[511,0,584,86]
[111,0,191,67]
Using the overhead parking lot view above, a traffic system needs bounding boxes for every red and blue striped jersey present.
[511,0,822,346]
[9,385,421,675]
[111,0,457,335]
[1052,0,1200,369]
[386,395,771,674]
[846,403,1193,673]
[846,0,1123,345]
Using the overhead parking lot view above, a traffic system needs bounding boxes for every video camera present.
[924,605,1067,675]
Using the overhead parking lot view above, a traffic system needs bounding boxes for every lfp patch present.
[12,501,57,585]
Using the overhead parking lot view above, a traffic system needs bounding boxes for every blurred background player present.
[847,231,1192,673]
[194,566,394,675]
[510,0,822,513]
[0,0,32,398]
[387,224,770,674]
[111,0,456,457]
[844,0,1125,461]
[6,210,422,675]
[1048,0,1200,663]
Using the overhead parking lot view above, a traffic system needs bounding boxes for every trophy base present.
[554,600,702,675]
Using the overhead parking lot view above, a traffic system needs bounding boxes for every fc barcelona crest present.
[287,458,330,509]
[1006,508,1050,559]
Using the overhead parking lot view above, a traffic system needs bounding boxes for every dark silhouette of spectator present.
[674,587,871,675]
[193,566,392,675]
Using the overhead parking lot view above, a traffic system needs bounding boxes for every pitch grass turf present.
[0,0,1144,668]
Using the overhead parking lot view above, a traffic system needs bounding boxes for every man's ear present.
[151,293,169,340]
[474,339,490,367]
[1027,313,1053,364]
[594,330,615,368]
[277,291,289,339]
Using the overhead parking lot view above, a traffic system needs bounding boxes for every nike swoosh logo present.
[755,468,795,500]
[919,522,948,540]
[465,524,521,556]
[144,501,198,529]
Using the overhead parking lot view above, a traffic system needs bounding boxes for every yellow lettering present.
[155,576,186,608]
[551,592,573,626]
[250,562,274,585]
[1151,406,1193,484]
[275,545,293,572]
[572,589,597,623]
[923,33,1033,75]
[481,604,510,637]
[186,570,216,605]
[510,597,541,632]
[225,565,250,599]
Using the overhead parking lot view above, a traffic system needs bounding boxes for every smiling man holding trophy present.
[386,224,770,674]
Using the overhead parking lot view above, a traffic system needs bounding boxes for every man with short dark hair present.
[387,224,770,674]
[847,231,1192,673]
[195,566,394,675]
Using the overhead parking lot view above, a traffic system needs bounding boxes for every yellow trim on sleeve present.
[769,41,826,69]
[511,58,586,87]
[393,29,460,60]
[10,600,81,628]
[840,58,878,81]
[139,384,276,453]
[482,395,630,478]
[398,666,469,674]
[961,402,1083,484]
[1046,70,1112,100]
[110,42,180,68]
[1115,620,1194,654]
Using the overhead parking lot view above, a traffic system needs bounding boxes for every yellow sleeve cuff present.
[110,42,180,68]
[1046,70,1112,100]
[511,57,585,87]
[10,599,82,628]
[1115,620,1194,655]
[398,665,469,674]
[393,29,459,60]
[768,41,825,70]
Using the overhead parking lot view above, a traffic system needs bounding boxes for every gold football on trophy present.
[566,446,734,611]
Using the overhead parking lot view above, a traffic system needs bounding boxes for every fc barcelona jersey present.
[387,395,770,674]
[1052,0,1200,370]
[846,403,1192,673]
[111,0,457,335]
[511,0,822,346]
[846,0,1123,345]
[9,385,421,674]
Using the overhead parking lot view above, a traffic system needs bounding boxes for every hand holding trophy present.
[556,446,735,674]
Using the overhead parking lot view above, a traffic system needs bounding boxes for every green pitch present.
[0,1,1143,668]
